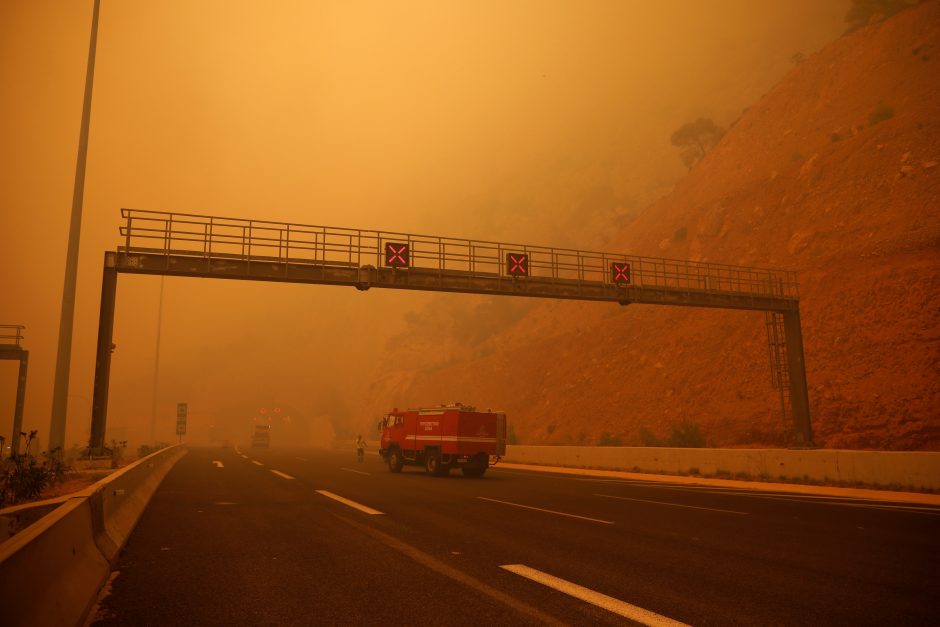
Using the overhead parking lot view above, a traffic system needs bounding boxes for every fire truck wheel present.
[388,448,404,473]
[425,451,448,476]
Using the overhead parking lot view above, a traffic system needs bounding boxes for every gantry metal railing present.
[95,209,812,448]
[0,325,25,347]
[118,209,799,301]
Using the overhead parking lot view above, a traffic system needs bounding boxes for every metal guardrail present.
[118,208,799,300]
[0,325,25,347]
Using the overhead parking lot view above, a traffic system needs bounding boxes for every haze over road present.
[92,447,940,626]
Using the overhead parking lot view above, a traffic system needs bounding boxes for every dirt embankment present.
[359,2,940,450]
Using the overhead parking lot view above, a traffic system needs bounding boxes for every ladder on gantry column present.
[765,311,793,445]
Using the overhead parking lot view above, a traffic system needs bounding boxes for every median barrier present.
[0,444,187,626]
[92,444,187,564]
[502,445,940,491]
[0,498,110,627]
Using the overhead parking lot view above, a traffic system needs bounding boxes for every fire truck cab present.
[379,404,506,477]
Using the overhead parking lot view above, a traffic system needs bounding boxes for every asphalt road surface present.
[91,446,940,626]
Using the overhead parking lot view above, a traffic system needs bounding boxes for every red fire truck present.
[379,404,506,477]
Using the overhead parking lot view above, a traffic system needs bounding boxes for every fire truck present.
[379,404,506,477]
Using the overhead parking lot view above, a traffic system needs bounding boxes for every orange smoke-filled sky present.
[0,0,847,450]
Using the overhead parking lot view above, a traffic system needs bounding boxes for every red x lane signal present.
[385,242,410,268]
[506,253,528,276]
[611,262,631,285]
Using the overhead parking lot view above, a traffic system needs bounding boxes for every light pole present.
[49,0,101,451]
[150,276,165,444]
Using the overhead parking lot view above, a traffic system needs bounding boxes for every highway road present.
[91,446,940,626]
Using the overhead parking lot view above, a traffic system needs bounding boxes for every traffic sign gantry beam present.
[85,210,812,451]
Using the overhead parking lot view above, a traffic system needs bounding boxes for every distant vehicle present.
[379,404,506,477]
[251,425,271,448]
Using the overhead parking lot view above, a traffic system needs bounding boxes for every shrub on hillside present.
[869,103,895,126]
[845,0,921,32]
[670,118,725,169]
[639,420,706,448]
[669,419,706,448]
[639,427,664,447]
[598,432,623,446]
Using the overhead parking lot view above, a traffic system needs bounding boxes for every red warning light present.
[506,253,528,276]
[385,242,410,267]
[611,262,632,285]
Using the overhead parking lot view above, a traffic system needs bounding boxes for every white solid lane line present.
[630,486,940,514]
[316,490,384,515]
[212,461,224,468]
[251,460,263,466]
[595,493,749,516]
[340,467,371,476]
[270,470,295,480]
[500,564,690,627]
[477,497,613,525]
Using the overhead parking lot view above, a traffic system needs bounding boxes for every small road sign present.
[384,242,410,267]
[506,253,528,276]
[176,402,187,436]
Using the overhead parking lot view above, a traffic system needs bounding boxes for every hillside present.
[357,2,940,450]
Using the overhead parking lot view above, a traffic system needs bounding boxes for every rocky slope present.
[358,2,940,450]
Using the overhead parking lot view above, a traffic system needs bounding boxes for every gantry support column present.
[783,306,813,447]
[12,351,28,457]
[1,343,29,458]
[89,252,117,454]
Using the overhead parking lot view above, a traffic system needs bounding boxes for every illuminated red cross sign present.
[611,262,632,285]
[506,253,528,276]
[384,242,410,267]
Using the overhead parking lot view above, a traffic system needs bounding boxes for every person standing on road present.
[356,434,366,462]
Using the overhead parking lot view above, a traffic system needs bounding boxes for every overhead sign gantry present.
[82,209,812,453]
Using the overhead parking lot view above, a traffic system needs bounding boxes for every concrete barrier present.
[0,498,110,627]
[503,445,940,490]
[92,445,187,563]
[0,444,187,627]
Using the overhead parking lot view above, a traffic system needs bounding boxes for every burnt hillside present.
[358,2,940,450]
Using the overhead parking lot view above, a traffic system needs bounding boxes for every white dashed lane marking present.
[501,564,690,626]
[477,497,613,525]
[316,490,384,515]
[340,467,371,476]
[594,493,749,516]
[270,470,295,480]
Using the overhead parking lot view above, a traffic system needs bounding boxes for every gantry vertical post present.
[783,306,813,447]
[11,351,28,457]
[89,252,118,454]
